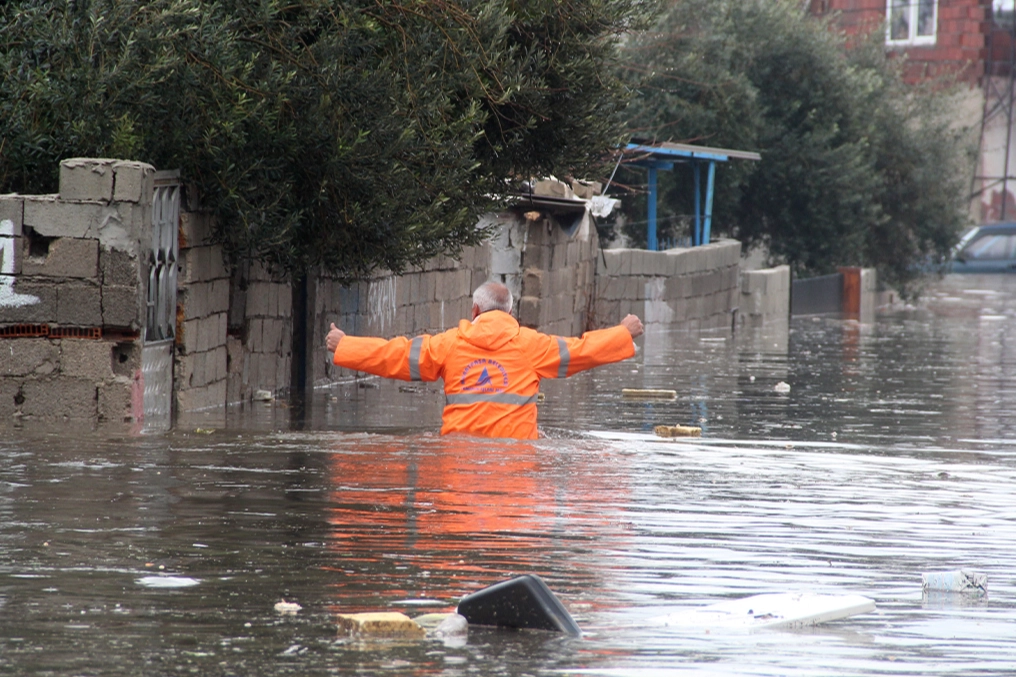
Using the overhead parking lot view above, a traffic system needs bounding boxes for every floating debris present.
[336,612,425,639]
[274,599,303,615]
[622,389,677,400]
[253,389,273,402]
[922,570,987,594]
[654,425,702,438]
[774,382,791,393]
[137,575,200,589]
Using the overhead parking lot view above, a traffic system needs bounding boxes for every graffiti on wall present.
[0,218,40,308]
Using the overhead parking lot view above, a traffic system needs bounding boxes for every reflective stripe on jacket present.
[331,310,635,439]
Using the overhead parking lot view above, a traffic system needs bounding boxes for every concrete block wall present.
[313,209,599,387]
[312,241,492,387]
[594,239,743,332]
[175,210,230,411]
[224,261,293,404]
[517,212,599,336]
[739,265,791,327]
[1,158,153,425]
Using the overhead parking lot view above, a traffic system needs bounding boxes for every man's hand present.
[621,314,644,339]
[326,322,346,353]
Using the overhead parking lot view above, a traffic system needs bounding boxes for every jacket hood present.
[457,310,520,351]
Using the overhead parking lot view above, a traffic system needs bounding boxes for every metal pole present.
[648,166,658,251]
[693,161,702,246]
[703,161,716,245]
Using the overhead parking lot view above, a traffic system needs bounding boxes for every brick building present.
[809,0,1016,223]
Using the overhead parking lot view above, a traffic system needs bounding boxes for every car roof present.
[973,222,1016,235]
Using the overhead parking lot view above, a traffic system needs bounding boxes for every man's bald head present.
[472,282,513,316]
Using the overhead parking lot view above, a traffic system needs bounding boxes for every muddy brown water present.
[2,274,1015,676]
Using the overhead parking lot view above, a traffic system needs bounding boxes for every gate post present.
[140,171,181,428]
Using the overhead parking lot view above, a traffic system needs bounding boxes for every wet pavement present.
[2,273,1015,676]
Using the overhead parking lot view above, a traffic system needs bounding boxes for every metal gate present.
[142,171,181,425]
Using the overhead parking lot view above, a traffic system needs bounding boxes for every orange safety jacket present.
[331,310,636,439]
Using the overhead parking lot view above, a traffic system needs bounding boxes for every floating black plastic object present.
[456,574,582,637]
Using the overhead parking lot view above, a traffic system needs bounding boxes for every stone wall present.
[739,265,791,327]
[224,260,293,404]
[594,240,743,332]
[175,210,231,410]
[1,159,153,425]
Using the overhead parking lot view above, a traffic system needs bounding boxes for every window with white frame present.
[886,0,937,45]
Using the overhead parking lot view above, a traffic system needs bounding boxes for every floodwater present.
[2,274,1015,676]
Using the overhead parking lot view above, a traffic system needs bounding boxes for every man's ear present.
[471,304,481,320]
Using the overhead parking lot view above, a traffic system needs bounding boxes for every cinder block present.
[2,235,23,275]
[101,285,143,329]
[208,245,228,280]
[273,351,287,386]
[24,197,111,240]
[109,202,149,247]
[57,282,102,326]
[0,339,59,377]
[112,161,155,203]
[176,379,227,412]
[97,376,135,422]
[427,302,443,331]
[60,339,115,380]
[1,281,55,323]
[518,296,540,328]
[0,196,24,234]
[456,268,472,297]
[336,612,425,639]
[176,351,200,388]
[534,179,572,199]
[209,278,230,314]
[704,270,722,296]
[0,379,21,419]
[110,341,141,377]
[597,275,620,301]
[625,276,640,300]
[546,266,568,296]
[522,268,544,297]
[20,237,98,279]
[263,318,282,353]
[60,158,115,202]
[566,240,579,267]
[178,211,211,249]
[257,353,277,388]
[21,376,97,420]
[100,247,140,287]
[598,250,623,277]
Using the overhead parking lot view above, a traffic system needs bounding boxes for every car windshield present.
[963,233,1016,260]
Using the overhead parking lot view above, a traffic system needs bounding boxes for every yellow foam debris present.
[336,612,426,639]
[654,425,702,438]
[622,388,677,400]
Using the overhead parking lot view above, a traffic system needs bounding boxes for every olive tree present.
[0,0,655,281]
[619,0,970,296]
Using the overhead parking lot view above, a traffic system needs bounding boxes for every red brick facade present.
[809,0,990,84]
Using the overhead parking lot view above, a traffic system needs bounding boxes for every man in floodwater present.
[325,281,644,439]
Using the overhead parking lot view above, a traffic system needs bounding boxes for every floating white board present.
[648,592,875,632]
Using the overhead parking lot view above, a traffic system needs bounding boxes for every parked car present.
[947,222,1016,273]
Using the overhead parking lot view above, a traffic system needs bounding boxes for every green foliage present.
[618,0,971,297]
[0,0,655,281]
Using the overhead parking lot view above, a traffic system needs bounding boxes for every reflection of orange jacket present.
[332,310,635,439]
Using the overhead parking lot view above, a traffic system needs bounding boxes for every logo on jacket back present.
[460,358,509,393]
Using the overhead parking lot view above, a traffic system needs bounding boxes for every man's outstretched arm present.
[325,322,441,382]
[535,314,644,379]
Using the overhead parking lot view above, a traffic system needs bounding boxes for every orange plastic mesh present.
[49,326,102,340]
[0,324,50,338]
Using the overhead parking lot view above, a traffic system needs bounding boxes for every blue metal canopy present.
[625,142,761,250]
